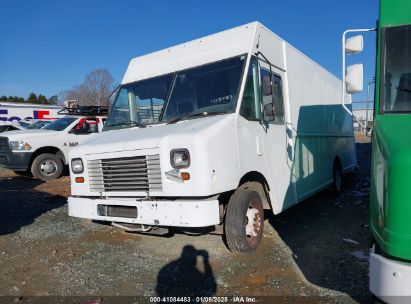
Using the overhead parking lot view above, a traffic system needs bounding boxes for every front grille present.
[88,155,162,193]
[0,137,10,153]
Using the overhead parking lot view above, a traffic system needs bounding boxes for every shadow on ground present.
[0,176,66,235]
[267,143,373,303]
[156,245,217,298]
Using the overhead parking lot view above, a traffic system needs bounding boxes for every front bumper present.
[370,245,411,304]
[68,196,221,228]
[0,151,32,171]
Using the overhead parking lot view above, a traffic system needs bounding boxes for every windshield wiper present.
[167,111,226,124]
[107,120,146,128]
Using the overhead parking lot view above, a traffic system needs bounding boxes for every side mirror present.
[263,103,275,119]
[262,75,273,96]
[346,64,363,94]
[345,35,364,55]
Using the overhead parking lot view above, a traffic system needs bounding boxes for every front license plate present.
[97,204,138,218]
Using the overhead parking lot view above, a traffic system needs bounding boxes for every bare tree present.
[60,69,115,106]
[84,69,115,106]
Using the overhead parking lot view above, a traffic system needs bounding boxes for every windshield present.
[26,121,52,129]
[380,24,411,113]
[104,55,246,130]
[17,121,32,128]
[43,117,77,131]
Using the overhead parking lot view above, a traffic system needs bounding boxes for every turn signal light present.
[180,172,190,181]
[75,177,85,183]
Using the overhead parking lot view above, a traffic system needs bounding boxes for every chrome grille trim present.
[0,137,10,153]
[88,155,162,192]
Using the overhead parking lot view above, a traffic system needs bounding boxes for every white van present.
[68,22,356,252]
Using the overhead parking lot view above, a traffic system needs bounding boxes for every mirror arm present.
[255,51,286,73]
[255,51,271,66]
[256,60,268,132]
[255,51,275,122]
[268,63,275,105]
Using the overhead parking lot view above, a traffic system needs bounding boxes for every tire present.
[333,161,343,193]
[238,181,270,210]
[224,189,264,253]
[31,153,63,181]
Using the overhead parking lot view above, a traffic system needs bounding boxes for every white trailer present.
[68,22,356,252]
[0,102,62,122]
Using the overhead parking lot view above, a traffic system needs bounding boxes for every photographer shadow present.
[156,245,217,298]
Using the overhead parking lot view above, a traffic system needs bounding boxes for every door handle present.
[285,123,295,165]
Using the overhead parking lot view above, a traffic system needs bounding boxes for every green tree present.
[0,93,57,104]
[26,92,38,104]
[7,96,24,103]
[37,94,48,104]
[47,95,58,105]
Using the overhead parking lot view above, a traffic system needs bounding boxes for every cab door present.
[237,57,296,214]
[62,117,100,163]
[258,60,296,212]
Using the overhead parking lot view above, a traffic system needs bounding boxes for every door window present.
[71,117,99,134]
[261,69,274,121]
[380,24,411,113]
[261,68,285,124]
[272,74,285,124]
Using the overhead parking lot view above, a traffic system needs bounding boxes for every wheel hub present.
[246,206,261,238]
[40,160,57,176]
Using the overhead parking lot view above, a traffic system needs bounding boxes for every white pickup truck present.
[0,106,107,180]
[0,119,54,133]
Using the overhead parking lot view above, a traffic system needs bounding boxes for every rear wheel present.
[224,189,264,253]
[333,161,343,193]
[31,153,63,181]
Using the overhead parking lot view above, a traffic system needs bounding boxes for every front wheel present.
[224,189,264,253]
[31,153,63,181]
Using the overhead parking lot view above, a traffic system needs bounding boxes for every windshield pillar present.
[128,91,137,122]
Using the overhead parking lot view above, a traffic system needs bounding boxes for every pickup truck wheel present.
[224,189,264,253]
[31,153,63,181]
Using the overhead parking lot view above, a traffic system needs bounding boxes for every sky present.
[0,0,378,103]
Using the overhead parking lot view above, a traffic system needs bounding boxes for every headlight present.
[170,149,190,168]
[10,141,32,151]
[71,158,84,174]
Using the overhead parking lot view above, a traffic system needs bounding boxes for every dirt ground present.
[0,133,375,303]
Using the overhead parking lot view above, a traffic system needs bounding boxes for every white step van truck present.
[68,22,356,252]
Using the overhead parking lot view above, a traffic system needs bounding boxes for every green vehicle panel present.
[380,0,411,28]
[370,0,411,260]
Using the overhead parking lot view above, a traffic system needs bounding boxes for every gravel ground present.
[0,134,375,303]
